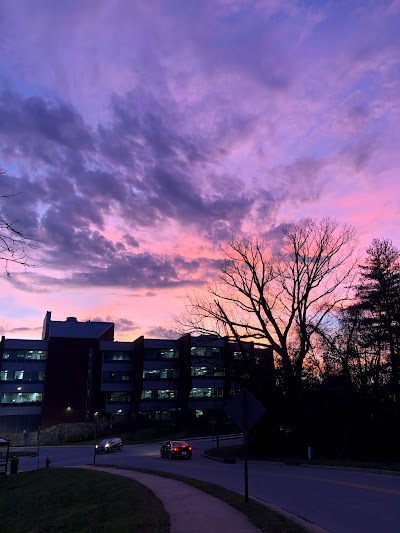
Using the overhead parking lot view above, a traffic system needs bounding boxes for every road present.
[13,435,400,533]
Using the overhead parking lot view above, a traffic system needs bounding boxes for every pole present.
[93,414,98,465]
[244,428,249,503]
[243,389,249,503]
[38,426,40,470]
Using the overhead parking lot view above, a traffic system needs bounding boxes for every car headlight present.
[105,443,109,447]
[95,445,98,448]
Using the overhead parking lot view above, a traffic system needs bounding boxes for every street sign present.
[225,388,266,431]
[225,389,266,503]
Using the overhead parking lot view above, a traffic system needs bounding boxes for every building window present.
[1,392,43,405]
[234,351,249,360]
[139,409,177,420]
[2,350,47,361]
[102,371,132,383]
[191,366,225,377]
[191,346,222,358]
[143,369,179,380]
[103,351,133,362]
[141,389,177,400]
[0,370,45,383]
[144,349,179,360]
[189,388,224,398]
[0,370,11,381]
[110,392,131,403]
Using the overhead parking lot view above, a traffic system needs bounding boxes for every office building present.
[0,312,273,432]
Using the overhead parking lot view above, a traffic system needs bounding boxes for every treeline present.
[295,238,400,460]
[179,219,400,460]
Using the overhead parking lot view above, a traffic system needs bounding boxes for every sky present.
[0,0,399,341]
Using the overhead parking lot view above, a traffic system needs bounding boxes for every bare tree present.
[178,218,359,406]
[0,171,38,274]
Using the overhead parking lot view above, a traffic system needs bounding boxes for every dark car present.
[160,440,192,459]
[95,437,123,454]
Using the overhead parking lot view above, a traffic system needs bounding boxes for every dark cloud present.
[90,315,138,333]
[0,86,277,277]
[145,325,180,339]
[9,326,42,333]
[0,90,93,164]
[123,234,140,248]
[339,134,380,173]
[8,250,217,291]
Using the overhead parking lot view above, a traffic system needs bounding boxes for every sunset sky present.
[0,0,399,341]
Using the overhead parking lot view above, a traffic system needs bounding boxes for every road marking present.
[253,470,400,496]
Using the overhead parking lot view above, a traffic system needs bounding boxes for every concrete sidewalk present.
[83,465,260,532]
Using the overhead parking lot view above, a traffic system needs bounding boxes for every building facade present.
[0,312,273,433]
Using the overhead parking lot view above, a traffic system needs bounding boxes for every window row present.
[191,346,223,357]
[191,366,225,377]
[1,392,43,405]
[103,351,133,362]
[141,389,177,400]
[102,371,131,383]
[109,392,131,403]
[190,387,224,398]
[2,350,47,361]
[144,349,179,360]
[143,369,179,380]
[140,387,224,400]
[0,370,45,382]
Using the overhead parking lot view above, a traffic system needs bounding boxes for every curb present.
[248,494,330,533]
[201,451,400,477]
[201,452,237,463]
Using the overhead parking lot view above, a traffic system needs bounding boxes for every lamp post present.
[93,412,98,465]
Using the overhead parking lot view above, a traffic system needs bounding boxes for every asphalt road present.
[12,435,400,533]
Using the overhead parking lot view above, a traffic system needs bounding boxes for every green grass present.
[104,465,307,533]
[0,468,170,533]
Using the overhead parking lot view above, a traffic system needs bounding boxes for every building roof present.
[3,339,48,349]
[42,312,113,340]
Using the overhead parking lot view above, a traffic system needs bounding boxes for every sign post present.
[23,429,28,454]
[225,388,266,503]
[37,426,41,470]
[93,413,98,465]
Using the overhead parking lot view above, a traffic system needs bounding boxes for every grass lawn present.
[0,468,170,533]
[108,466,307,533]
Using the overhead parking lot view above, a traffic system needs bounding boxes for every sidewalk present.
[83,465,260,532]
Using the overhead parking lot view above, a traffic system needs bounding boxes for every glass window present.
[110,392,131,402]
[0,370,11,381]
[191,346,222,358]
[158,389,176,399]
[141,389,177,400]
[1,392,43,405]
[102,371,132,383]
[144,348,179,360]
[143,368,179,380]
[191,366,225,377]
[2,349,47,361]
[190,387,212,397]
[0,370,44,382]
[103,351,133,362]
[190,388,224,398]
